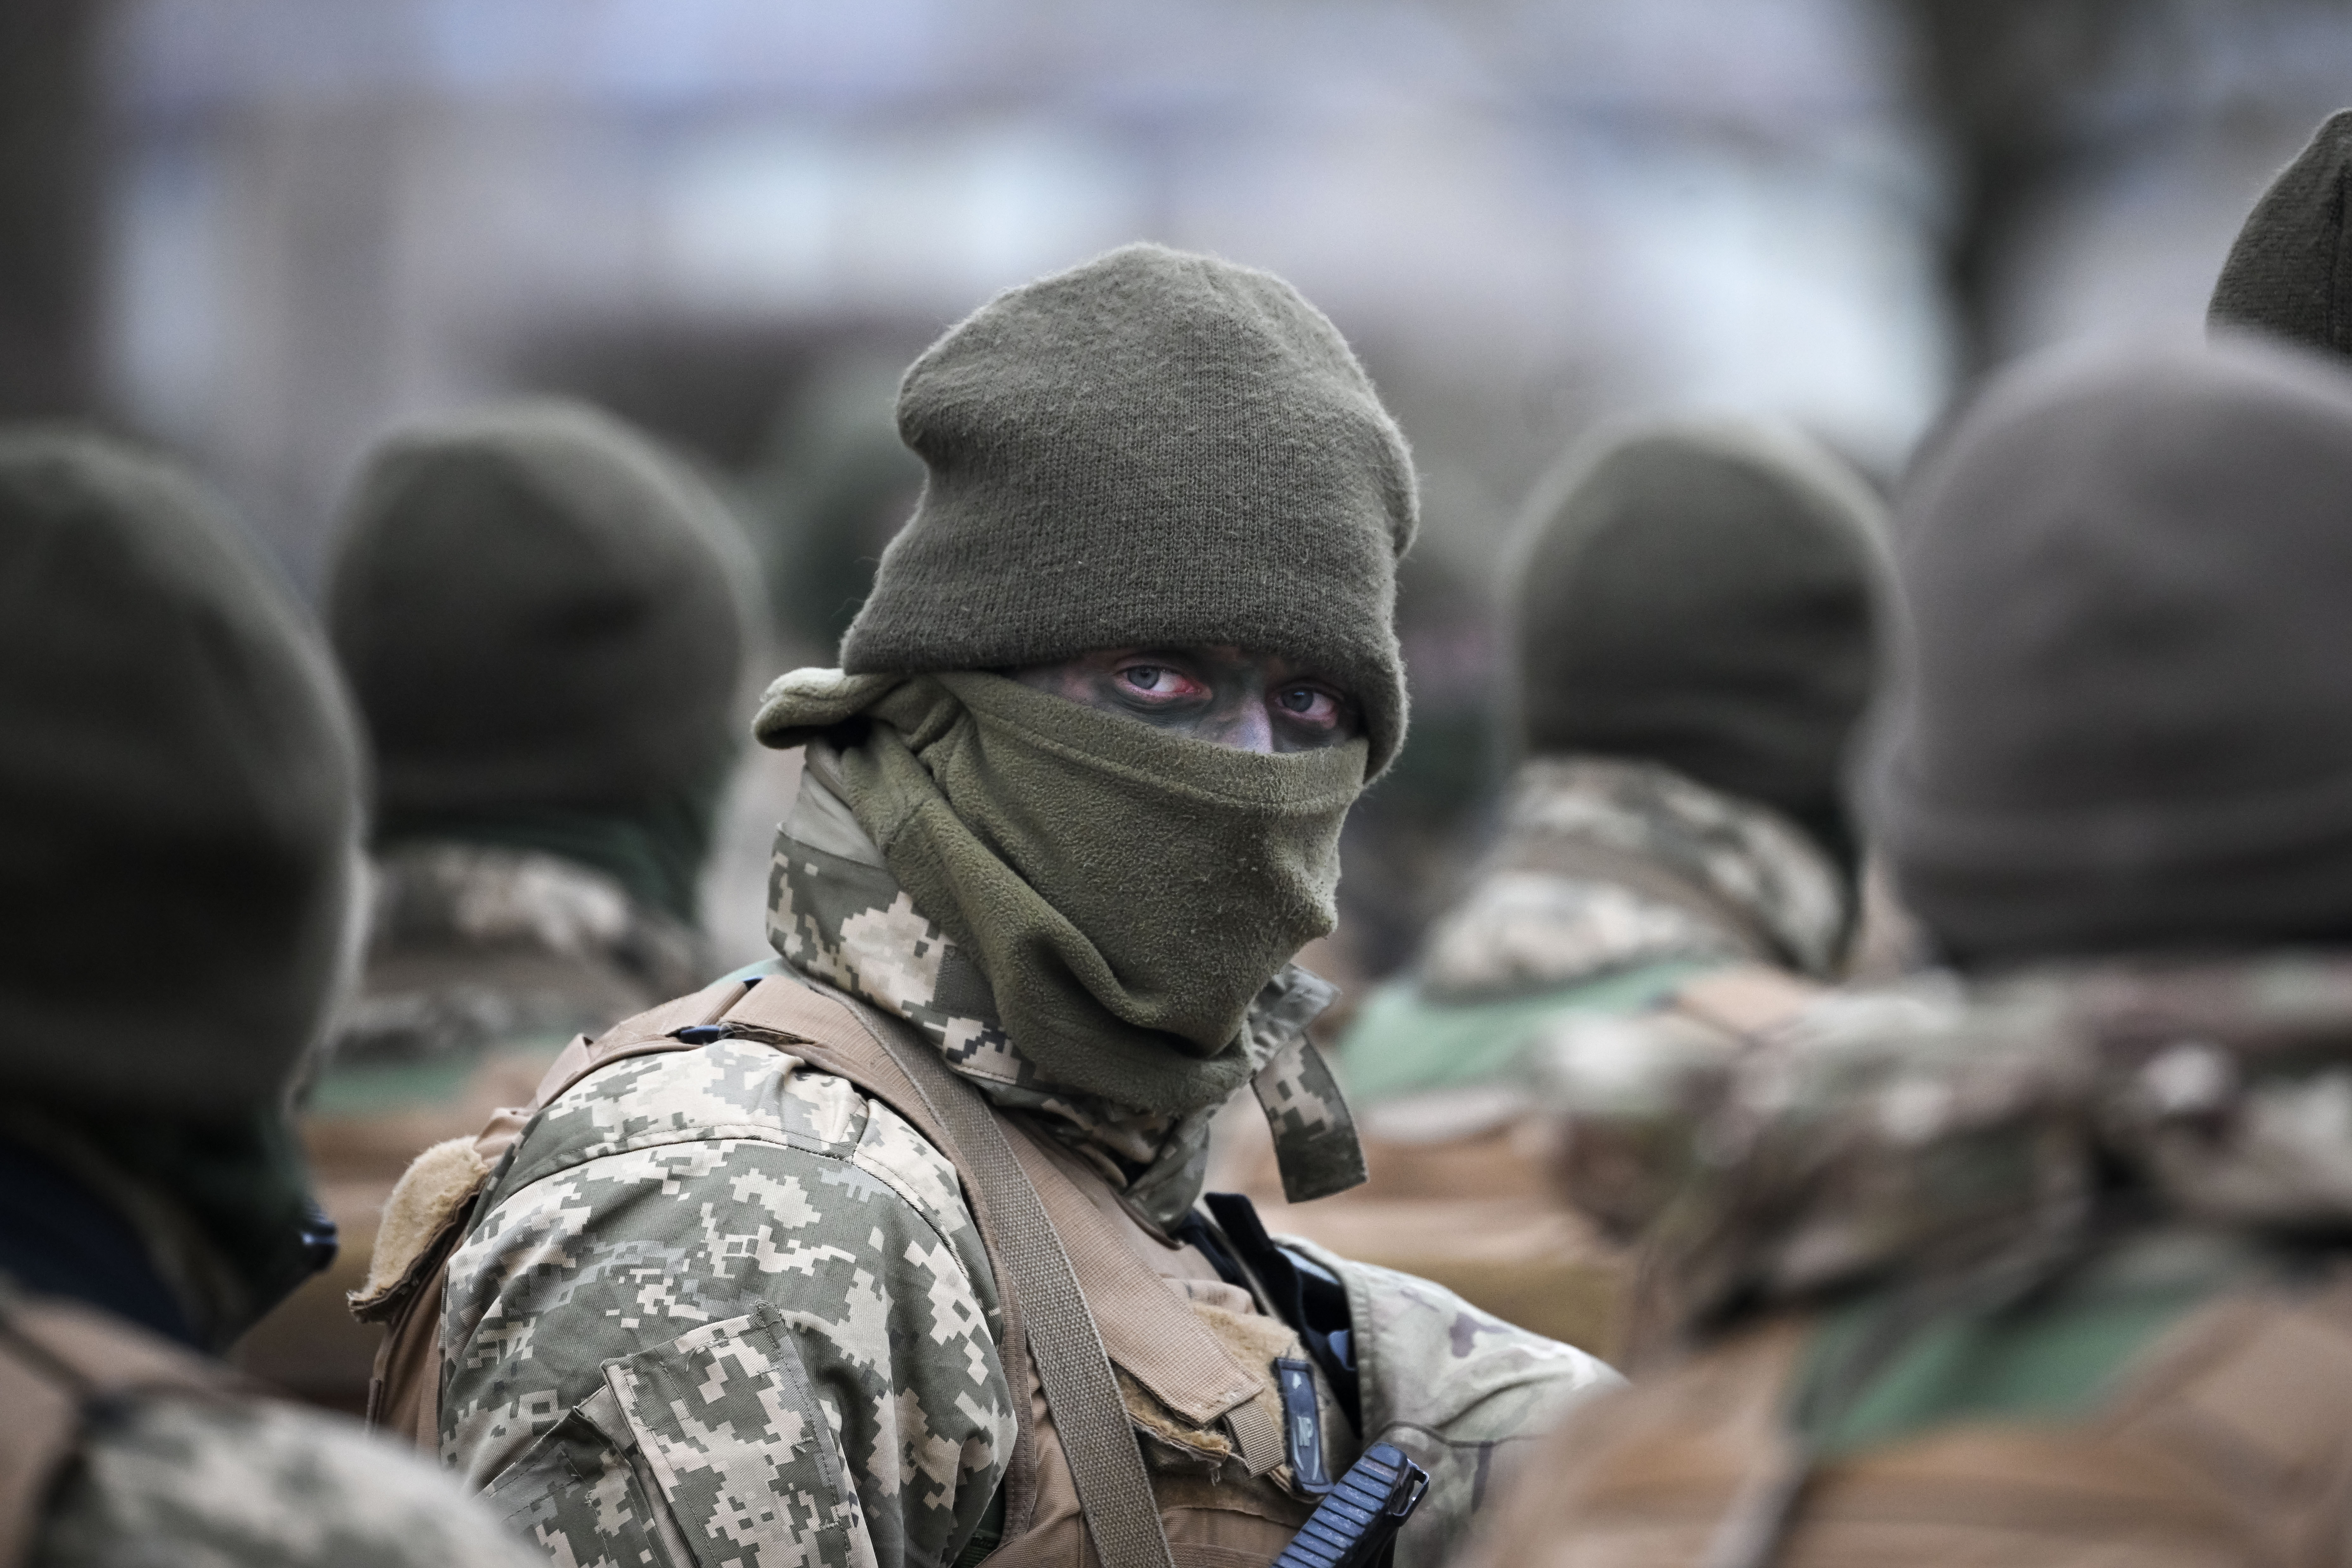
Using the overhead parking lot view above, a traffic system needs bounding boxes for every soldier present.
[1462,333,2352,1566]
[359,244,1617,1568]
[0,427,539,1566]
[1288,419,1887,1354]
[236,400,749,1410]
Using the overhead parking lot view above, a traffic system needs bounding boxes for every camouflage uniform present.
[1465,953,2352,1568]
[16,1282,540,1568]
[437,770,1616,1568]
[1278,758,1844,1354]
[239,842,706,1410]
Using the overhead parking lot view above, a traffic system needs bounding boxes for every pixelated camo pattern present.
[440,1035,1013,1568]
[1631,950,2352,1338]
[1419,756,1848,1000]
[769,816,1361,1220]
[34,1393,542,1568]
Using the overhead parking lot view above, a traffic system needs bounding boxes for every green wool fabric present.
[759,669,1366,1116]
[0,428,360,1118]
[839,243,1420,775]
[2210,109,2352,357]
[1868,340,2352,963]
[1513,418,1888,873]
[329,399,748,820]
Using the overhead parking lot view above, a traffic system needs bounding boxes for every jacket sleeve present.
[36,1396,547,1568]
[440,1046,1015,1568]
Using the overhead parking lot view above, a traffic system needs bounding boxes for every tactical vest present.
[355,971,1334,1568]
[0,1284,245,1566]
[1465,1279,2352,1568]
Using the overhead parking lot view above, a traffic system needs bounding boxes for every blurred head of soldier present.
[0,427,358,1352]
[0,428,544,1567]
[1871,331,2352,969]
[329,399,748,933]
[1515,418,1889,885]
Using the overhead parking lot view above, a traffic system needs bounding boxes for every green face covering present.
[765,670,1367,1117]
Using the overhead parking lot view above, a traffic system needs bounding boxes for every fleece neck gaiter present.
[759,668,1366,1118]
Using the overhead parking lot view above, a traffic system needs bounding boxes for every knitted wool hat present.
[0,428,361,1115]
[1513,417,1890,871]
[329,400,748,816]
[2210,109,2352,356]
[839,243,1420,773]
[1868,337,2352,964]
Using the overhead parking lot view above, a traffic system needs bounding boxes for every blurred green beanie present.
[1869,337,2352,965]
[2210,108,2352,356]
[1512,417,1890,868]
[840,243,1420,774]
[0,428,361,1115]
[329,400,747,816]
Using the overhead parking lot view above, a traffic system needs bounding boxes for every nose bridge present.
[1222,660,1276,753]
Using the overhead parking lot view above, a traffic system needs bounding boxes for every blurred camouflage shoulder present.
[1623,949,2352,1340]
[35,1393,537,1568]
[440,1032,1011,1568]
[1417,757,1849,1004]
[322,841,708,1081]
[1341,757,1849,1112]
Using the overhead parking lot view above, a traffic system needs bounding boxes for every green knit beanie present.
[1512,418,1890,871]
[2210,109,2352,356]
[839,243,1420,773]
[0,427,361,1116]
[329,399,749,819]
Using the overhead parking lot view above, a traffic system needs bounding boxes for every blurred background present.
[13,0,2352,980]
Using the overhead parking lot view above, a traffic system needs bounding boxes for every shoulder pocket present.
[484,1303,870,1568]
[484,1384,690,1567]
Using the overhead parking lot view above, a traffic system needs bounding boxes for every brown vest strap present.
[720,974,1178,1568]
[997,1124,1263,1426]
[0,1288,240,1567]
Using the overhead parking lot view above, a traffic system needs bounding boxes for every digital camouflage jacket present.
[437,770,1615,1568]
[243,843,709,1410]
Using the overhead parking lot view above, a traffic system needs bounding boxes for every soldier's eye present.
[1116,664,1205,701]
[1277,685,1340,725]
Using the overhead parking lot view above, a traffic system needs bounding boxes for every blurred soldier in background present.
[1466,332,2352,1567]
[235,400,748,1410]
[0,428,538,1566]
[1286,421,1887,1356]
[357,245,1615,1568]
[2210,107,2352,359]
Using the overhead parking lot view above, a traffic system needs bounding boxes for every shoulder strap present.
[0,1288,239,1567]
[720,976,1179,1568]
